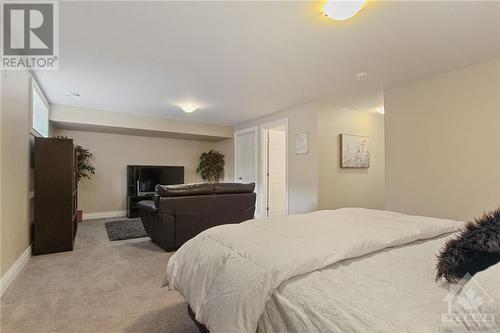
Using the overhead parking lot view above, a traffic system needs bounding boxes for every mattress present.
[257,234,460,333]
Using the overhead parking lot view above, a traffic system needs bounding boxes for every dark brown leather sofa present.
[137,183,256,251]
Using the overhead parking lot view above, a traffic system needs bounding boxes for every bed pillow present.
[451,263,500,330]
[436,208,500,283]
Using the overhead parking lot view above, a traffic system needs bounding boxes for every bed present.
[163,208,499,332]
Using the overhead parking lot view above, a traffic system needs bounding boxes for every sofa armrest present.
[137,200,158,214]
[138,201,177,251]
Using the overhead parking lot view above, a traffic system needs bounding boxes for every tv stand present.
[126,165,184,218]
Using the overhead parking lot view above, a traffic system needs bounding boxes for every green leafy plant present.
[196,149,225,183]
[56,136,95,183]
[75,145,95,182]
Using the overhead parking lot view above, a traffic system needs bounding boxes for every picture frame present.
[340,134,370,168]
[295,132,309,155]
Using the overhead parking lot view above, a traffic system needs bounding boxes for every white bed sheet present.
[257,234,467,333]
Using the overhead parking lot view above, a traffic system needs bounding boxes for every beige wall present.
[385,59,500,221]
[234,102,319,215]
[214,139,234,182]
[1,70,32,277]
[0,70,2,277]
[318,105,385,210]
[54,129,215,214]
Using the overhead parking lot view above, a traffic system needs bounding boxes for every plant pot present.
[76,209,83,223]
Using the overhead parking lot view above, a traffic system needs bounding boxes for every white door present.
[235,130,256,184]
[267,128,287,217]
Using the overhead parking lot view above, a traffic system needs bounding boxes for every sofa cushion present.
[214,182,255,194]
[156,183,214,197]
[137,200,158,214]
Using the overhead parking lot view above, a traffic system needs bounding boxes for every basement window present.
[30,78,49,137]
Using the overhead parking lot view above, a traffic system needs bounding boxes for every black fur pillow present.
[436,208,500,283]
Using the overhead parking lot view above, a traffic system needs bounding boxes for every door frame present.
[260,118,288,218]
[233,126,259,213]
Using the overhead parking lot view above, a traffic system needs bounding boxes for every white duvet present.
[258,234,457,333]
[164,208,463,333]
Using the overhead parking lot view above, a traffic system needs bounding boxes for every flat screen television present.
[127,165,184,196]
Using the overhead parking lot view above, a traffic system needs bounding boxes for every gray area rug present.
[105,218,148,241]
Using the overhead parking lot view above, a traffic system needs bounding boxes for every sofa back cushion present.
[156,183,214,197]
[156,182,255,198]
[214,183,255,194]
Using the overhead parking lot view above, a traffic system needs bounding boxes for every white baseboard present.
[83,210,127,220]
[0,246,31,298]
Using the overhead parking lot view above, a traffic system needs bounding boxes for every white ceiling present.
[36,1,500,126]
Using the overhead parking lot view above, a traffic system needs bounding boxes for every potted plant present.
[56,136,95,222]
[75,145,95,222]
[196,149,225,183]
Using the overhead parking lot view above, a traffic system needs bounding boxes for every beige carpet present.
[0,218,198,333]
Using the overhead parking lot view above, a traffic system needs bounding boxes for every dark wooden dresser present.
[34,137,78,255]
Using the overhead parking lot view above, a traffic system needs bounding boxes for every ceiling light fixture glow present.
[179,103,198,113]
[323,0,366,21]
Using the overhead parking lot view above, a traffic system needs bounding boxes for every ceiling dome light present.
[323,0,366,21]
[179,103,198,113]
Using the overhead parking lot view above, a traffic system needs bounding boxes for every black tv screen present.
[130,165,184,195]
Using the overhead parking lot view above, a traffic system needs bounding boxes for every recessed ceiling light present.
[323,0,366,21]
[376,107,385,115]
[64,91,80,97]
[178,103,198,113]
[356,72,368,81]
